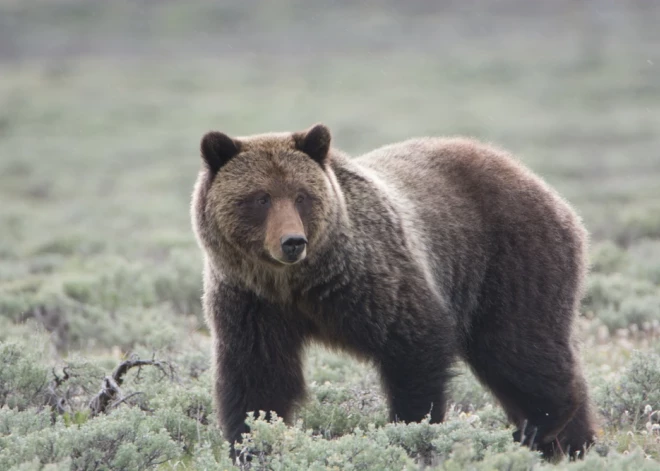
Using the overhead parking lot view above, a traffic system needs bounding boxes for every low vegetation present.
[1,1,659,469]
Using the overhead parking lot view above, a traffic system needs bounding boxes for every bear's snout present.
[280,234,307,263]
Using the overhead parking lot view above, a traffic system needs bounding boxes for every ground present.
[0,1,659,470]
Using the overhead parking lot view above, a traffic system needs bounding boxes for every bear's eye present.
[295,194,305,204]
[257,195,271,206]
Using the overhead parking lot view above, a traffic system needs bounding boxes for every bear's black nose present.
[281,235,307,260]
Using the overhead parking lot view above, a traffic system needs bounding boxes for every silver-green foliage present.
[0,342,50,410]
[0,407,180,471]
[597,350,660,430]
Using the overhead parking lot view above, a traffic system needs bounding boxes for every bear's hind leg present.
[536,400,596,460]
[464,326,595,461]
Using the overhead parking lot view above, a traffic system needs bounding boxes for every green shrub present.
[583,273,659,330]
[448,364,493,412]
[546,448,660,471]
[304,346,376,385]
[597,350,660,430]
[0,342,50,410]
[150,381,217,452]
[598,296,660,331]
[238,415,417,471]
[298,382,387,439]
[625,239,660,285]
[442,442,540,471]
[32,235,106,257]
[231,414,516,470]
[590,240,628,274]
[173,346,211,380]
[0,408,53,437]
[585,274,657,313]
[0,254,201,353]
[7,458,73,471]
[382,415,513,464]
[0,407,181,471]
[152,248,203,320]
[62,263,157,313]
[189,440,235,470]
[615,206,660,246]
[430,418,513,460]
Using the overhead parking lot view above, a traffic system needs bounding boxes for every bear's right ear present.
[200,131,241,173]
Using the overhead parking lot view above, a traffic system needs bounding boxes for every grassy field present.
[1,1,660,469]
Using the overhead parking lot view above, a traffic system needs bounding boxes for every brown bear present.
[191,124,596,461]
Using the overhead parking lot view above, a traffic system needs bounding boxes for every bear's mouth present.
[262,249,307,267]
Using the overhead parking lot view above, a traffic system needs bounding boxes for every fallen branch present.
[109,391,145,410]
[45,366,72,417]
[88,355,173,416]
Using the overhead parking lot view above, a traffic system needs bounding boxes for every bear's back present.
[347,137,588,323]
[353,137,585,246]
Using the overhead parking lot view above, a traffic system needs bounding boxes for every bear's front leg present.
[206,283,307,455]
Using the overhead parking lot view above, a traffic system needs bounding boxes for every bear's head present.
[192,124,342,272]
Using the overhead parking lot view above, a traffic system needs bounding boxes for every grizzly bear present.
[191,124,596,461]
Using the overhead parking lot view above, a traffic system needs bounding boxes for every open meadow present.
[1,1,659,469]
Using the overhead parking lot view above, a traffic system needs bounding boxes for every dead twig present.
[88,355,172,416]
[45,366,72,417]
[108,391,145,410]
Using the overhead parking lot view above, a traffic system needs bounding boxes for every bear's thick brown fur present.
[191,124,596,461]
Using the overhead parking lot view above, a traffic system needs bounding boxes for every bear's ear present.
[294,124,331,166]
[200,131,241,173]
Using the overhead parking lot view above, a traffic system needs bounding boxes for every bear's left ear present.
[200,131,241,173]
[294,124,331,167]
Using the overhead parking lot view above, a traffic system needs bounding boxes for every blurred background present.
[2,1,660,246]
[1,2,660,468]
[1,0,660,358]
[1,0,660,357]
